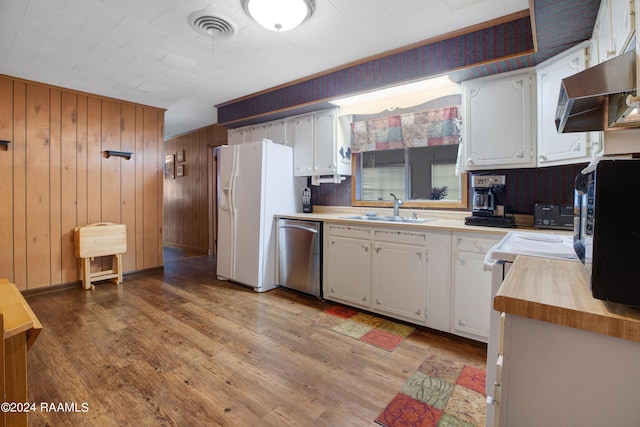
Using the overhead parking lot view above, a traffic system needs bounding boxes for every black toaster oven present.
[534,203,574,230]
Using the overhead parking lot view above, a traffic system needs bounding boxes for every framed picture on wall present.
[165,154,175,179]
[177,149,185,163]
[176,165,184,177]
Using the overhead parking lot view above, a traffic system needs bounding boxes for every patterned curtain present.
[351,106,461,153]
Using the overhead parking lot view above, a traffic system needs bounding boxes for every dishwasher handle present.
[279,223,319,234]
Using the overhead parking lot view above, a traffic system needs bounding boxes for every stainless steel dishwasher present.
[277,219,321,298]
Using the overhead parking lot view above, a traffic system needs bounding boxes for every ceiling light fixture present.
[243,0,315,32]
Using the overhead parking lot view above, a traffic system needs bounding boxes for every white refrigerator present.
[217,139,296,291]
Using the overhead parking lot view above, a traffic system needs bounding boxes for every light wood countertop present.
[275,206,561,236]
[494,256,640,343]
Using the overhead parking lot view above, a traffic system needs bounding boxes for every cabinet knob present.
[467,158,474,165]
[362,295,367,302]
[362,245,369,252]
[415,308,421,316]
[538,154,547,161]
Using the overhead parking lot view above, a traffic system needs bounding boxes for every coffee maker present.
[464,175,515,228]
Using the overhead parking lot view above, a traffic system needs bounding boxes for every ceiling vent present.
[188,11,237,38]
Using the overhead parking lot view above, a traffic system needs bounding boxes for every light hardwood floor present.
[25,256,486,426]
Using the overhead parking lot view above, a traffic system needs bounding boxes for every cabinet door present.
[324,236,371,309]
[453,249,492,341]
[463,70,536,170]
[313,110,337,175]
[227,128,245,145]
[611,0,634,56]
[293,114,314,176]
[267,119,287,145]
[594,0,614,64]
[536,43,590,166]
[249,124,268,143]
[452,233,499,342]
[371,241,427,324]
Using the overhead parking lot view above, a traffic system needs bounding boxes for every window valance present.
[351,106,461,153]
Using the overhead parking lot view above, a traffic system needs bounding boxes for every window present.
[355,144,467,208]
[350,102,467,209]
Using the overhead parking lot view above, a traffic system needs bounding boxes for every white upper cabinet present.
[293,113,314,176]
[313,109,338,175]
[292,108,351,179]
[536,42,591,167]
[266,119,288,145]
[593,0,614,64]
[227,128,246,145]
[462,69,537,170]
[227,118,290,146]
[248,123,268,142]
[611,0,635,56]
[593,0,635,65]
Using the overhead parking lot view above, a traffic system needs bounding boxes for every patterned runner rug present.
[307,305,415,352]
[375,347,487,427]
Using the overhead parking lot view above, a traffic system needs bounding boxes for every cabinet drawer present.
[374,228,427,245]
[455,234,500,253]
[326,224,372,240]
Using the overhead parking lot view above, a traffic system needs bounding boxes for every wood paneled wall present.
[164,124,227,253]
[0,75,165,290]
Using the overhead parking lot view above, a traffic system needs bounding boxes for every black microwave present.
[574,159,640,307]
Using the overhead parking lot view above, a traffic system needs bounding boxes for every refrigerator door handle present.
[230,175,237,215]
[219,183,230,211]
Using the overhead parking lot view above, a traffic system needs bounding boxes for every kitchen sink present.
[340,215,435,223]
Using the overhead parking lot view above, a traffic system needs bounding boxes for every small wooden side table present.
[74,223,127,290]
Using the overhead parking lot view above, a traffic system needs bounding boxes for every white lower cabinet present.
[323,222,502,341]
[324,225,372,310]
[371,229,428,324]
[452,233,501,342]
[498,313,640,426]
[323,224,428,324]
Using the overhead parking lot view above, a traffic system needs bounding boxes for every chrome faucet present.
[390,193,403,217]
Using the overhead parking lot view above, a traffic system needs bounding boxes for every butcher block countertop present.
[494,256,640,343]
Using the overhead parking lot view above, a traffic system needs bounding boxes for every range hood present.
[555,50,639,133]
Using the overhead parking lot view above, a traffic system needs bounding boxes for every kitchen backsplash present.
[313,163,587,215]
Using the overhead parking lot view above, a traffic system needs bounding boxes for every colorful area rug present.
[307,305,415,352]
[375,352,487,427]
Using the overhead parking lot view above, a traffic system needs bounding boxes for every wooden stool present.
[74,222,127,290]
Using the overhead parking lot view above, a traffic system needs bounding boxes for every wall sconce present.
[243,0,315,32]
[104,150,132,160]
[0,140,10,151]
